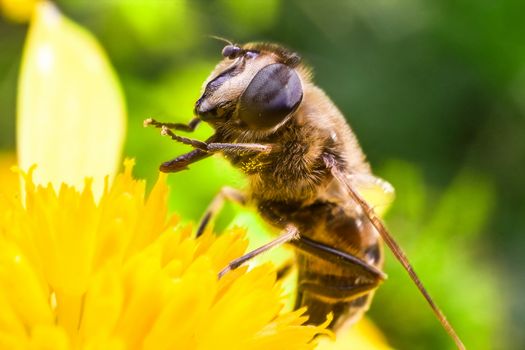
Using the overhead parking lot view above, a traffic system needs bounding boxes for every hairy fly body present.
[145,41,465,349]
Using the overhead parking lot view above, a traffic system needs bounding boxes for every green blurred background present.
[1,1,524,349]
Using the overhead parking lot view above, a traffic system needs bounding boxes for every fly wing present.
[320,172,394,218]
[346,173,395,217]
[329,165,466,350]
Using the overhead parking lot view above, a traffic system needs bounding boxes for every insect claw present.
[143,118,153,127]
[218,266,231,279]
[160,125,169,136]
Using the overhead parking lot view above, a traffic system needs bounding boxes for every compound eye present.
[222,45,242,59]
[238,63,303,130]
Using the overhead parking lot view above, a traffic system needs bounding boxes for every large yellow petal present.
[0,238,54,330]
[17,1,126,199]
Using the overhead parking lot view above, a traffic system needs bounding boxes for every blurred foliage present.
[1,0,524,349]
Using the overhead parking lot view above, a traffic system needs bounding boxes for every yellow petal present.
[350,174,395,217]
[0,0,38,23]
[114,257,173,348]
[143,257,217,350]
[80,264,124,345]
[0,238,53,330]
[0,292,28,342]
[29,324,69,350]
[17,1,126,199]
[0,153,19,199]
[22,179,98,297]
[316,318,392,350]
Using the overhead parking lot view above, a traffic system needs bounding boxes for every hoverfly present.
[145,41,465,349]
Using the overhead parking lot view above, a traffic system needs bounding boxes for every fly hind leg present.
[216,222,385,330]
[217,223,386,284]
[218,225,299,278]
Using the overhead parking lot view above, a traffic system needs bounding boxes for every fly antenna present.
[208,35,234,46]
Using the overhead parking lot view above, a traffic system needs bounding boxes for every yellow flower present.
[0,160,327,349]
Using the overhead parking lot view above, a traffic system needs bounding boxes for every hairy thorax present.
[228,114,331,204]
[242,89,368,204]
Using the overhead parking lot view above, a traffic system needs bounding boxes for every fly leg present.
[158,126,273,154]
[158,149,211,173]
[148,126,272,172]
[198,190,299,277]
[290,236,387,281]
[218,224,299,279]
[218,224,385,281]
[144,117,201,132]
[196,186,246,237]
[218,224,385,328]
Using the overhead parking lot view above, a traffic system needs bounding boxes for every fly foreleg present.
[155,126,273,154]
[144,117,201,132]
